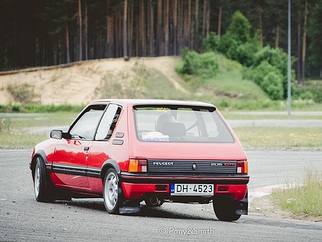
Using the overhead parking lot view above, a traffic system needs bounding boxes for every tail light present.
[128,158,147,172]
[237,160,248,174]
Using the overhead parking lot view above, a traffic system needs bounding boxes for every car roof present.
[89,99,216,109]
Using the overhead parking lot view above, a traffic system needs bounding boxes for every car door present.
[51,104,106,191]
[86,104,122,193]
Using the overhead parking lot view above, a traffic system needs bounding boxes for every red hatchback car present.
[30,99,249,221]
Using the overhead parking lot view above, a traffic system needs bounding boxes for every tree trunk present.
[164,0,169,55]
[157,0,163,55]
[78,0,82,61]
[193,0,199,50]
[140,0,146,56]
[129,2,133,57]
[218,5,222,39]
[173,0,178,55]
[301,0,308,84]
[65,24,70,63]
[148,0,154,56]
[202,0,207,38]
[205,0,210,38]
[275,24,280,49]
[179,0,185,53]
[296,10,301,84]
[123,0,128,59]
[107,15,115,57]
[135,5,139,56]
[257,6,263,47]
[84,0,88,60]
[187,0,191,48]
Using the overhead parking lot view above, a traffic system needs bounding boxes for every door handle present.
[84,146,90,151]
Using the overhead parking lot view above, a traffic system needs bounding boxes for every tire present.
[103,168,123,214]
[33,157,53,202]
[213,197,241,222]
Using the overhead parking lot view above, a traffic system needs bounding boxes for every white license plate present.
[170,184,214,196]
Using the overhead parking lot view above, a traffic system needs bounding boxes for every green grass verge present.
[1,112,321,149]
[0,132,47,149]
[0,112,77,149]
[272,168,322,216]
[234,127,322,149]
[0,104,84,113]
[223,112,322,120]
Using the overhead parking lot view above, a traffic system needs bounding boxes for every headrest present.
[161,122,186,136]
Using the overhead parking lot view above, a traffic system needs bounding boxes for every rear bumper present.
[120,172,249,201]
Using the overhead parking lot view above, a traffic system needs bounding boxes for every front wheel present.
[103,168,123,214]
[213,197,241,222]
[33,157,53,202]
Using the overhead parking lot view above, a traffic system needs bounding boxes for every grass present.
[223,112,322,120]
[6,112,78,128]
[234,127,322,149]
[100,62,189,100]
[181,54,272,108]
[0,132,47,149]
[1,112,321,150]
[0,112,77,149]
[272,168,322,216]
[0,104,84,113]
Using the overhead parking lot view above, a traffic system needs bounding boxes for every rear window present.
[134,105,234,143]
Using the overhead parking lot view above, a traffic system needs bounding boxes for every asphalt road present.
[1,149,322,242]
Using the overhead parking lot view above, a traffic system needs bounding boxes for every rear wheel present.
[33,157,53,202]
[213,197,241,222]
[103,168,123,214]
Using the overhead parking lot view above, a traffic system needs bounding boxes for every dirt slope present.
[0,56,187,105]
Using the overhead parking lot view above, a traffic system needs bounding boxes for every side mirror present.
[50,130,63,139]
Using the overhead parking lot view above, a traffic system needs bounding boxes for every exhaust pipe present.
[149,196,160,206]
[145,196,162,206]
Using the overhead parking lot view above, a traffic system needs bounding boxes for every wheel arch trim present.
[100,159,121,180]
[30,150,49,174]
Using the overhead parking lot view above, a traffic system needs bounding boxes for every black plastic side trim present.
[51,164,101,178]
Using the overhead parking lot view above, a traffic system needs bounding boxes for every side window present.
[69,105,106,140]
[95,104,121,140]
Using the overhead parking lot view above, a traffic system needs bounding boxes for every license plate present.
[170,184,214,196]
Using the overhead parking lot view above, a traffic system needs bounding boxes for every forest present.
[0,0,321,81]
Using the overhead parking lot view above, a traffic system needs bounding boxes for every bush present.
[293,85,322,103]
[178,49,219,79]
[217,34,239,60]
[226,11,251,44]
[6,83,37,103]
[203,32,219,52]
[235,42,260,67]
[244,61,284,100]
[252,47,288,72]
[252,46,295,98]
[262,72,284,100]
[211,11,260,67]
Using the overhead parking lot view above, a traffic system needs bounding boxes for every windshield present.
[134,105,234,143]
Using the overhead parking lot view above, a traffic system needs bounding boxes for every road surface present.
[0,149,321,241]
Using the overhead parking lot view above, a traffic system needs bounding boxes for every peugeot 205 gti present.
[30,99,249,221]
